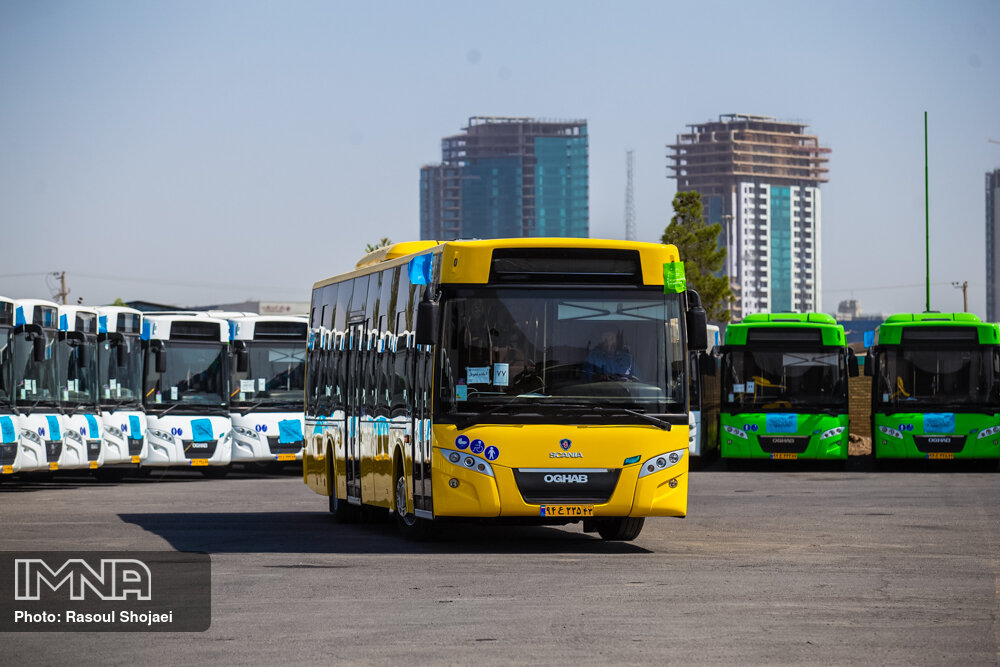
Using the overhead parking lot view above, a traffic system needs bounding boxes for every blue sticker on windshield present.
[0,417,15,444]
[765,413,797,434]
[59,314,68,331]
[191,418,214,443]
[924,413,955,434]
[863,330,875,348]
[85,414,99,439]
[407,253,433,285]
[129,415,142,438]
[15,306,25,327]
[46,415,62,441]
[278,419,303,444]
[98,315,108,334]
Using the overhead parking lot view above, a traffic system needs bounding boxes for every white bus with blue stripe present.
[96,306,145,475]
[11,299,66,472]
[228,315,307,465]
[141,314,233,473]
[0,296,18,476]
[55,305,104,471]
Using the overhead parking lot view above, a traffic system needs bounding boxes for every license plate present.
[540,504,594,518]
[928,452,954,460]
[772,453,798,460]
[2,465,12,475]
[89,461,98,469]
[276,453,296,462]
[49,462,59,471]
[190,459,209,467]
[131,455,141,464]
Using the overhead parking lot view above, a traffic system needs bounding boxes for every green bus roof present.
[874,312,1000,346]
[724,312,846,347]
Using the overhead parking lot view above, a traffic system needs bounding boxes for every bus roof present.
[142,314,230,343]
[724,312,846,347]
[57,305,99,334]
[229,315,308,341]
[13,299,59,329]
[874,312,999,346]
[315,238,681,290]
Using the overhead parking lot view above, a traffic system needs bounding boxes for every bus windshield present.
[12,331,60,408]
[56,336,99,408]
[98,335,143,408]
[231,341,306,410]
[723,347,848,411]
[146,341,228,410]
[874,345,999,410]
[0,326,12,408]
[437,287,686,421]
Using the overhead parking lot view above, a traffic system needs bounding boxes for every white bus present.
[55,305,104,471]
[141,313,233,475]
[0,296,18,477]
[228,315,307,466]
[11,299,65,472]
[96,306,145,479]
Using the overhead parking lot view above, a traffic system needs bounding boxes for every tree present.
[112,298,127,307]
[661,191,733,322]
[365,237,393,253]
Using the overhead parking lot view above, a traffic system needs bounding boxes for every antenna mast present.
[624,150,636,240]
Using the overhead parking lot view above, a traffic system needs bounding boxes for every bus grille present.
[128,437,142,456]
[182,440,218,459]
[513,469,621,504]
[757,436,810,454]
[912,435,966,453]
[0,443,16,466]
[46,440,62,463]
[87,439,101,462]
[267,436,302,454]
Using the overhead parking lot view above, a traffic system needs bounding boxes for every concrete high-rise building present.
[987,168,1000,321]
[668,114,830,319]
[420,116,589,240]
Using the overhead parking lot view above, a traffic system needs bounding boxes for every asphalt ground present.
[2,461,999,666]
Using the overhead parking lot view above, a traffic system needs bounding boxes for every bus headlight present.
[977,425,1000,439]
[232,425,257,439]
[638,449,685,478]
[64,429,84,445]
[878,425,902,439]
[147,428,176,444]
[20,429,42,445]
[723,425,747,439]
[440,448,494,478]
[820,426,845,440]
[104,424,123,439]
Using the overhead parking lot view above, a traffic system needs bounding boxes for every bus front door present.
[345,321,363,503]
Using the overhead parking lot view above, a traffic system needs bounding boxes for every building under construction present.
[421,116,589,240]
[668,114,830,319]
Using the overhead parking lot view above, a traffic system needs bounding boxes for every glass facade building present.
[420,117,589,240]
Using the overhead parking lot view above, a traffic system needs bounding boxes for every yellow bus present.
[303,238,707,541]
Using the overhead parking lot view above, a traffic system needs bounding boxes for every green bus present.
[865,313,1000,463]
[719,313,858,463]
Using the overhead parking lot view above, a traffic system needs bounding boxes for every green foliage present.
[661,192,733,322]
[365,237,393,253]
[111,298,127,307]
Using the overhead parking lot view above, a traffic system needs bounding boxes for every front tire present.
[595,517,644,541]
[329,490,358,523]
[394,470,430,540]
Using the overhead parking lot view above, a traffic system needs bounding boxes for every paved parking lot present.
[2,465,999,665]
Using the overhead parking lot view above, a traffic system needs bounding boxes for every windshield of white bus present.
[145,341,228,409]
[231,341,306,410]
[437,287,686,420]
[12,331,60,408]
[723,347,848,411]
[874,345,999,410]
[98,335,143,407]
[56,335,99,407]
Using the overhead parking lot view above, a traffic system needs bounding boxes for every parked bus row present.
[688,312,1000,467]
[0,298,307,480]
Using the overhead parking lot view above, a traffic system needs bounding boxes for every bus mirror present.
[236,345,249,373]
[115,341,127,368]
[77,344,88,367]
[863,351,873,377]
[698,351,717,376]
[415,299,440,346]
[848,349,859,377]
[155,349,167,374]
[32,336,45,363]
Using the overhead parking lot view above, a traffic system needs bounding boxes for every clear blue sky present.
[2,0,998,317]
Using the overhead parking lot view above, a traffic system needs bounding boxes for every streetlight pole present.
[952,281,968,313]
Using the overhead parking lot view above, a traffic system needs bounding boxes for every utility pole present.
[952,281,968,312]
[52,271,70,304]
[624,150,636,241]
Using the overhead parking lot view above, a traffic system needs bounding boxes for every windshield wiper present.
[591,406,672,431]
[452,396,542,430]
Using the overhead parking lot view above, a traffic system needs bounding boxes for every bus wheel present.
[201,466,230,479]
[394,471,430,540]
[329,492,358,523]
[595,517,644,541]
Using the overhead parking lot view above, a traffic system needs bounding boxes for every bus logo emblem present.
[559,439,572,450]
